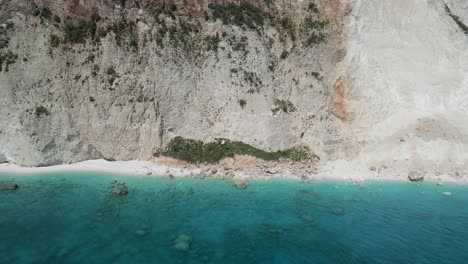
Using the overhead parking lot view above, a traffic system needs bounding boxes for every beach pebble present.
[442,192,452,196]
[146,172,152,176]
[211,168,218,174]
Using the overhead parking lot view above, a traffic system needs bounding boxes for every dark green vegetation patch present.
[0,51,18,72]
[63,19,98,44]
[160,137,312,164]
[208,1,268,31]
[272,99,296,114]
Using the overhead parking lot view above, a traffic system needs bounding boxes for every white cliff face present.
[1,0,468,175]
[341,0,468,173]
[0,1,345,166]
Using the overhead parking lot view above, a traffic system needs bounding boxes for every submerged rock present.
[110,180,117,184]
[0,184,19,190]
[300,175,310,183]
[330,207,345,216]
[442,192,452,196]
[135,229,147,236]
[233,180,249,190]
[112,184,128,196]
[174,234,192,251]
[408,170,425,182]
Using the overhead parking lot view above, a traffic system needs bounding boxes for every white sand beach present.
[1,156,466,185]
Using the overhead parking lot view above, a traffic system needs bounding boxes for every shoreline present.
[0,156,467,185]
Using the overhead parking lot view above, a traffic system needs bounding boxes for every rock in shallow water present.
[112,185,128,196]
[174,234,192,251]
[233,180,249,190]
[442,192,452,196]
[0,184,19,190]
[330,207,345,216]
[135,229,146,236]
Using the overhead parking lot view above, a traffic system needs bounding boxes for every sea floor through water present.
[0,172,467,264]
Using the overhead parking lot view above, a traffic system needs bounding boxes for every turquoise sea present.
[0,172,467,263]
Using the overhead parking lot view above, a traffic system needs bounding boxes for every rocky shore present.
[0,155,467,185]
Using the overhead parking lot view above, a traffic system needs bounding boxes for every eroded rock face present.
[0,0,346,166]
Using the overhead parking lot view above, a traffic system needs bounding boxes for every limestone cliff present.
[0,0,467,174]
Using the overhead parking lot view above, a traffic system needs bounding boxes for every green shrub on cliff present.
[50,34,61,48]
[63,20,97,44]
[208,2,267,31]
[160,137,311,163]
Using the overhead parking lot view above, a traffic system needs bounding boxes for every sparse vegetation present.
[50,34,61,48]
[63,20,98,44]
[243,71,262,90]
[106,18,138,50]
[32,7,52,22]
[279,17,296,41]
[310,71,322,80]
[268,61,277,71]
[280,50,289,59]
[302,15,327,47]
[272,99,296,114]
[208,2,267,31]
[0,51,18,72]
[159,136,312,163]
[106,66,118,85]
[0,25,11,49]
[308,3,319,13]
[238,99,247,108]
[35,106,50,117]
[445,4,468,35]
[205,33,221,52]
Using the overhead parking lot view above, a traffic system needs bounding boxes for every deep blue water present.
[0,172,467,264]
